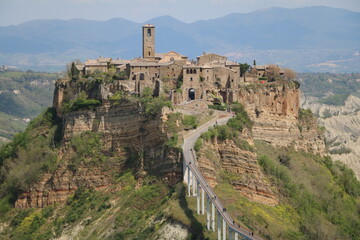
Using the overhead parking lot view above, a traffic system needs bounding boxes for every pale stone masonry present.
[74,25,282,104]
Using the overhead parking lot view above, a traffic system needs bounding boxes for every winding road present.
[182,112,264,240]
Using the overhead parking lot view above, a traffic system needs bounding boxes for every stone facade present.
[143,24,155,59]
[73,25,290,104]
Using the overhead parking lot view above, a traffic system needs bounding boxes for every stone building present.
[74,24,286,104]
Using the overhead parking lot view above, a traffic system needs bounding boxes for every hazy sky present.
[0,0,359,26]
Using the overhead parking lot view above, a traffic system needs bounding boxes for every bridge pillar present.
[222,218,226,240]
[201,186,205,214]
[192,172,196,196]
[206,194,211,230]
[217,210,221,240]
[211,202,215,231]
[187,167,191,196]
[234,232,238,240]
[196,181,200,214]
[229,227,233,240]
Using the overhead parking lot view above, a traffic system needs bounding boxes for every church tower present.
[142,24,155,59]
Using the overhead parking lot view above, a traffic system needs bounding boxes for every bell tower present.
[142,24,155,59]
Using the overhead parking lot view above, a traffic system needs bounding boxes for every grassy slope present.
[211,140,360,240]
[0,171,208,240]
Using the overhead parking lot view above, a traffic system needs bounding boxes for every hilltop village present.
[71,24,293,104]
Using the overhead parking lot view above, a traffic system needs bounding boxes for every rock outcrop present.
[238,81,325,154]
[15,79,182,208]
[197,139,279,206]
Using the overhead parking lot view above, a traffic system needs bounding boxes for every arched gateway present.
[188,88,195,100]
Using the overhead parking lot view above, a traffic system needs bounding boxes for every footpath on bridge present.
[182,112,264,240]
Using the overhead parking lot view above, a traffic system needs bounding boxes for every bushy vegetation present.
[208,104,226,111]
[196,102,253,152]
[255,141,360,239]
[329,147,352,155]
[62,91,101,113]
[108,90,129,105]
[319,94,349,106]
[0,108,61,204]
[182,115,198,129]
[68,131,106,171]
[139,87,172,118]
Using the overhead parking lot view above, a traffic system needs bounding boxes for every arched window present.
[190,69,193,74]
[194,69,197,74]
[148,51,151,56]
[190,77,193,81]
[186,69,189,74]
[147,29,151,37]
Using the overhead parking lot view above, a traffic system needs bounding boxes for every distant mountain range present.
[0,6,359,72]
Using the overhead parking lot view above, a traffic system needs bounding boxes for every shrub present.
[71,98,101,111]
[139,87,172,118]
[166,134,179,148]
[0,108,59,202]
[182,115,198,129]
[69,131,104,171]
[217,125,234,141]
[278,154,291,167]
[208,104,226,111]
[194,138,202,152]
[329,147,351,155]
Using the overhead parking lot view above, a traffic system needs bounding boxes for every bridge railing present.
[182,114,263,240]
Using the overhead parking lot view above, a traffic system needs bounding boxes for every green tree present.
[239,63,250,77]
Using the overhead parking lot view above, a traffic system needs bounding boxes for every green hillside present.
[0,70,61,143]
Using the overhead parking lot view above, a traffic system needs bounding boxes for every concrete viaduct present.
[182,113,264,240]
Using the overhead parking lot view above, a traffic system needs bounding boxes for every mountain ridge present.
[0,6,359,72]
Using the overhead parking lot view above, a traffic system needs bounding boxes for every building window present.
[140,73,144,80]
[147,29,151,37]
[132,75,136,80]
[148,51,151,56]
[186,69,189,74]
[194,69,197,74]
[190,69,193,74]
[190,77,193,81]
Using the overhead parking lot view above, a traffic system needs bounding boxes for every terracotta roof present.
[129,62,168,67]
[111,59,129,65]
[225,60,239,66]
[97,57,112,63]
[183,64,200,69]
[197,53,226,59]
[85,60,108,67]
[255,65,268,70]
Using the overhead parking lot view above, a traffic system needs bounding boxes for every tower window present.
[147,29,151,37]
[149,51,151,56]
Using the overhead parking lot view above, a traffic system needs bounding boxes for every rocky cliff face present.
[197,139,279,206]
[15,78,182,208]
[237,81,325,154]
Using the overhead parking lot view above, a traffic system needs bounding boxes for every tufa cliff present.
[15,78,182,208]
[237,81,325,154]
